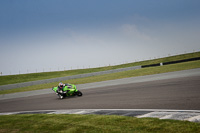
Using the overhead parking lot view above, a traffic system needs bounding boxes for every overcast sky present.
[0,0,200,75]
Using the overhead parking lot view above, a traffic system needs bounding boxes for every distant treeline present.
[142,57,200,68]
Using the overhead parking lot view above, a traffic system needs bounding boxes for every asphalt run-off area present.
[0,68,200,122]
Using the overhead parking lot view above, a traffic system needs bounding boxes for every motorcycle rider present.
[57,82,73,93]
[58,82,64,91]
[57,82,69,99]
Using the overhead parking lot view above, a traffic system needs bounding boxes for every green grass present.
[0,114,200,133]
[1,60,200,95]
[0,51,200,86]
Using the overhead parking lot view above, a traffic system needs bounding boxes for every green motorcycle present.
[52,83,82,99]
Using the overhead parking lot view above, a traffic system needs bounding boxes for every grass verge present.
[1,60,200,95]
[0,114,200,133]
[0,51,200,86]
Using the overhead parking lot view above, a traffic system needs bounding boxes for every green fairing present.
[52,87,58,92]
[63,84,77,91]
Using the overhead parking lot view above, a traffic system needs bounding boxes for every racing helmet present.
[59,82,64,88]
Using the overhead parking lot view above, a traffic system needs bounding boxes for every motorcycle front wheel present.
[58,94,64,99]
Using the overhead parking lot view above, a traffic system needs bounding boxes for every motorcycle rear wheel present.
[77,90,82,96]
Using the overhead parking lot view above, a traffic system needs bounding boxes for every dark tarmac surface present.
[0,75,200,113]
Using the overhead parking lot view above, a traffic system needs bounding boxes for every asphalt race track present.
[0,73,200,113]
